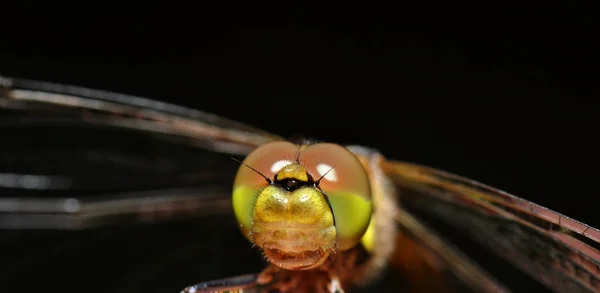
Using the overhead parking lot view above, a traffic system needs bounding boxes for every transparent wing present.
[0,75,283,293]
[381,158,600,293]
[0,75,281,229]
[4,75,599,293]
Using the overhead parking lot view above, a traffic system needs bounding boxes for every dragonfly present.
[0,75,599,293]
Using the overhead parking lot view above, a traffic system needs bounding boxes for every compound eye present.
[300,143,373,250]
[232,141,299,237]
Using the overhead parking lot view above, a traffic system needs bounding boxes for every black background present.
[2,6,598,228]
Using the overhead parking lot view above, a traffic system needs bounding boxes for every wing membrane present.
[383,159,600,292]
[0,75,281,229]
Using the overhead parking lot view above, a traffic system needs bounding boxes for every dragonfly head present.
[232,141,373,270]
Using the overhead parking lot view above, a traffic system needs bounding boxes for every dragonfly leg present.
[255,263,280,285]
[327,275,345,293]
[179,273,263,293]
[259,265,317,293]
[255,262,348,293]
[272,272,302,292]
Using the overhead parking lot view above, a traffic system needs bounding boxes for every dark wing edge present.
[384,159,600,293]
[0,75,280,230]
[0,74,280,155]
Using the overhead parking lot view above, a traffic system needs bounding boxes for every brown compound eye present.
[300,143,373,250]
[232,141,299,236]
[232,141,373,252]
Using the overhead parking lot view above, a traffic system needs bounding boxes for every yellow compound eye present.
[300,143,372,250]
[232,141,299,237]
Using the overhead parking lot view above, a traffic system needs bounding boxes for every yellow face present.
[232,141,372,271]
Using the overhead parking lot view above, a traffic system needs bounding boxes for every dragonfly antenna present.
[295,148,301,162]
[315,165,335,186]
[230,158,272,184]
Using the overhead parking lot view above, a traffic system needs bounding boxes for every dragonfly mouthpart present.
[254,226,337,270]
[264,246,330,270]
